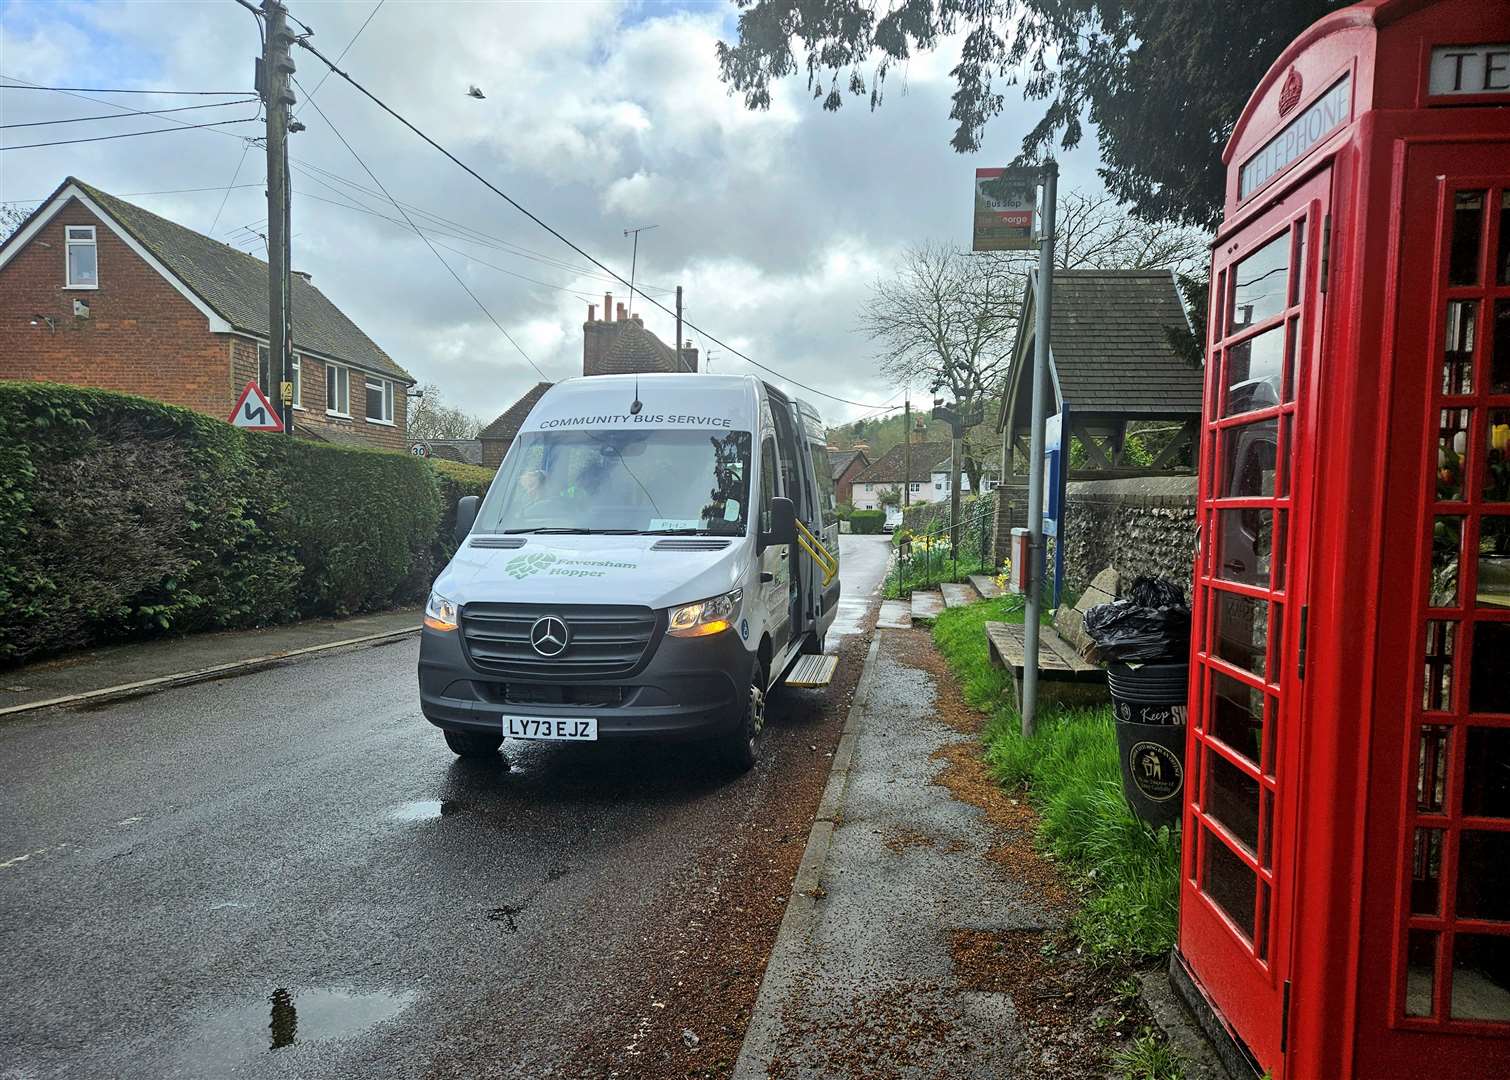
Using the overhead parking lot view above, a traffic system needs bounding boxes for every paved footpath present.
[735,625,1066,1079]
[0,608,422,714]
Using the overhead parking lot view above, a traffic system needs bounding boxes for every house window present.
[326,363,350,417]
[910,482,921,492]
[365,376,394,424]
[935,481,943,491]
[864,483,873,492]
[258,346,301,407]
[64,226,97,288]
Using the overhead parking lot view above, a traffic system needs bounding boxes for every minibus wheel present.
[719,666,766,772]
[444,729,504,759]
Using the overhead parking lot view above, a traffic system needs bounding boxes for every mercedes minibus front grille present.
[459,603,660,678]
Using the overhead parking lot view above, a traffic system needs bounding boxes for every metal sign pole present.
[1021,160,1057,737]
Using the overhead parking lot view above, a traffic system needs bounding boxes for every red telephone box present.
[1180,2,1510,1077]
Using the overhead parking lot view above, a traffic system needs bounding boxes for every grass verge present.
[931,597,1180,963]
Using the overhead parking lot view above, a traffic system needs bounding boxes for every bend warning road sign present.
[229,380,284,432]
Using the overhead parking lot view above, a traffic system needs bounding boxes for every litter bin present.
[1108,661,1188,830]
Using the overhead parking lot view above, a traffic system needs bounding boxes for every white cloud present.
[0,0,1108,426]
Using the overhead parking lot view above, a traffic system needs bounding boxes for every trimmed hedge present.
[432,458,495,566]
[849,509,886,534]
[0,381,493,665]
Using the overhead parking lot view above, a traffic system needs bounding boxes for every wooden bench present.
[985,569,1120,711]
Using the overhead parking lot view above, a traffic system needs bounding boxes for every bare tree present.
[1,204,31,243]
[408,383,484,440]
[862,192,1207,489]
[863,241,1017,492]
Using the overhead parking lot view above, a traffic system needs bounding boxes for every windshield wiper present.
[504,527,641,535]
[639,527,711,535]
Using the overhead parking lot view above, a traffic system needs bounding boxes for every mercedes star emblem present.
[529,615,570,657]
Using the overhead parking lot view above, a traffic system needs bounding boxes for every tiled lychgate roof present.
[853,442,952,486]
[1001,269,1202,435]
[62,178,412,384]
[480,381,553,440]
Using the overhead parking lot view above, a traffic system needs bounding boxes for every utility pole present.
[623,224,658,319]
[902,399,911,510]
[675,285,684,371]
[259,0,296,434]
[932,397,983,558]
[1021,160,1058,737]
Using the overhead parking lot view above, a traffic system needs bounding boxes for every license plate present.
[503,716,598,741]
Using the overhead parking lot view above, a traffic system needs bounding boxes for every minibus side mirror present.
[761,496,797,552]
[454,496,480,545]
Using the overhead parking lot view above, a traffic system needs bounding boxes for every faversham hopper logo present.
[505,552,558,580]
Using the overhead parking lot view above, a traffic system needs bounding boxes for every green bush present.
[849,509,886,534]
[0,381,462,664]
[250,436,440,617]
[432,458,495,565]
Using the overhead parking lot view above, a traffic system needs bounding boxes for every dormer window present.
[64,226,97,288]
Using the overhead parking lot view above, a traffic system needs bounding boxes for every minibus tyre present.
[719,667,767,773]
[444,729,504,758]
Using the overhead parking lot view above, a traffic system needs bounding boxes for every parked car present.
[419,374,840,771]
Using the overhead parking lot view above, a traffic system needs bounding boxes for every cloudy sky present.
[0,0,1106,426]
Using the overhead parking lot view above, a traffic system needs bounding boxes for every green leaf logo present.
[505,551,558,580]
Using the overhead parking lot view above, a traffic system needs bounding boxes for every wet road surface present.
[0,535,891,1080]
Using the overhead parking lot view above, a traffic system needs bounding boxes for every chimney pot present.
[604,293,613,320]
[617,303,627,321]
[588,303,597,321]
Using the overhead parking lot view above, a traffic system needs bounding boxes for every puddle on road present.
[830,597,873,638]
[388,799,467,822]
[181,988,417,1071]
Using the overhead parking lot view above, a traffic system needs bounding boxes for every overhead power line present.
[209,141,254,235]
[0,97,259,129]
[0,73,256,146]
[290,32,888,410]
[0,114,260,151]
[296,0,385,115]
[292,77,550,382]
[0,84,251,95]
[0,183,261,205]
[288,159,672,295]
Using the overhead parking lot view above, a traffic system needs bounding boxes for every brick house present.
[479,294,698,466]
[0,177,414,450]
[477,381,552,469]
[828,447,870,507]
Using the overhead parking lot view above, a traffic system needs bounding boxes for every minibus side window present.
[760,438,778,532]
[809,442,838,527]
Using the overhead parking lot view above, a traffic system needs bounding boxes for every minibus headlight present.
[667,589,742,638]
[424,592,458,632]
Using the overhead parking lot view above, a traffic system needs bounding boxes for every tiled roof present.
[601,321,683,374]
[480,381,553,439]
[420,438,484,465]
[828,448,867,480]
[853,442,952,485]
[63,178,412,383]
[1007,270,1201,425]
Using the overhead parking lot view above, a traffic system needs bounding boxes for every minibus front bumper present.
[418,623,755,741]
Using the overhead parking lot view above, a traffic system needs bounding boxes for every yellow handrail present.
[794,519,839,586]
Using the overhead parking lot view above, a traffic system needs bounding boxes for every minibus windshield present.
[474,428,753,536]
